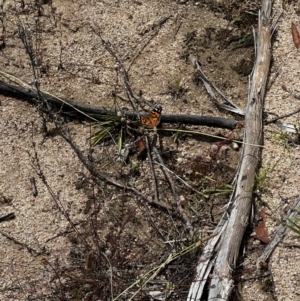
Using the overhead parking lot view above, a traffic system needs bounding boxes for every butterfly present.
[139,105,162,128]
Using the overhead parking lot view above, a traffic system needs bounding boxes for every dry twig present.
[189,54,244,115]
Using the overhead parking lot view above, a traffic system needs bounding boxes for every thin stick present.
[189,54,244,115]
[153,146,178,203]
[127,15,172,70]
[90,19,140,116]
[257,196,300,266]
[60,126,172,211]
[145,135,159,204]
[0,213,15,223]
[153,147,194,236]
[266,106,300,124]
[0,231,42,256]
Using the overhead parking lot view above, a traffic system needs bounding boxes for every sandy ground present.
[0,0,300,300]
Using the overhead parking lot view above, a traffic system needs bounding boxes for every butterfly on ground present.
[139,105,162,128]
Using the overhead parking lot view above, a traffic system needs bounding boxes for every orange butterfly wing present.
[140,105,162,128]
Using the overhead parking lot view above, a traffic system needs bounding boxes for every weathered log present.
[188,1,274,300]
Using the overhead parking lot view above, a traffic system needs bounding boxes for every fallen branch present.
[190,54,245,116]
[0,213,15,223]
[188,1,275,300]
[0,80,239,129]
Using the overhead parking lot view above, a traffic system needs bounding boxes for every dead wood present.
[0,230,42,255]
[0,213,15,223]
[257,196,300,266]
[0,80,238,129]
[188,1,274,300]
[266,106,300,124]
[59,126,173,212]
[189,54,245,116]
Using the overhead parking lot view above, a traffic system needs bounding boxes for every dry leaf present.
[291,22,300,49]
[254,209,270,244]
[281,83,288,91]
[137,137,147,160]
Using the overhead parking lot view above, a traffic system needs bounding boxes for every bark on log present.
[188,1,274,300]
